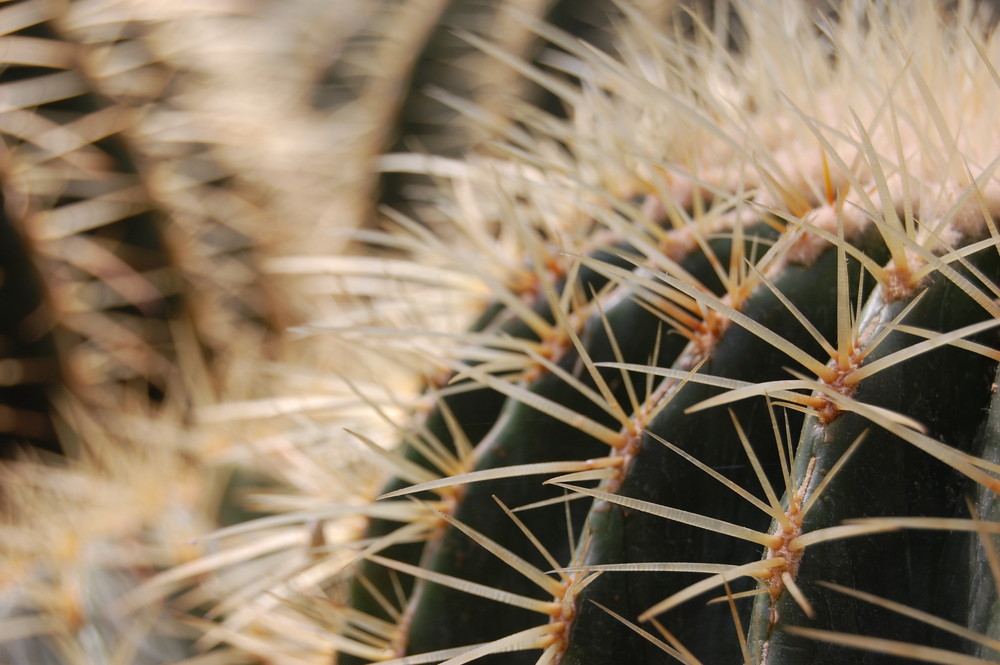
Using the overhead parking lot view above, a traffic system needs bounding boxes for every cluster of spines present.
[0,0,299,456]
[0,0,328,662]
[316,3,1000,664]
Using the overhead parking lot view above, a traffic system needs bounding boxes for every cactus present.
[4,2,1000,665]
[0,0,341,661]
[319,2,1000,664]
[0,0,296,457]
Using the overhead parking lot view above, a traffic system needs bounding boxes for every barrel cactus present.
[3,1,1000,665]
[315,2,1000,664]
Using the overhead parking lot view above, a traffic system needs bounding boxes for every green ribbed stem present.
[560,227,889,664]
[342,224,779,664]
[748,242,1000,663]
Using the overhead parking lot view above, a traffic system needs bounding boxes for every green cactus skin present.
[343,222,782,664]
[337,203,1000,665]
[555,227,891,664]
[344,222,1000,664]
[970,363,1000,659]
[744,243,1000,663]
[343,234,669,634]
[399,229,783,662]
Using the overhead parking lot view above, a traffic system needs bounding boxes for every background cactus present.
[3,1,1000,665]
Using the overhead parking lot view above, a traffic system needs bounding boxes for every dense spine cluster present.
[328,2,1000,663]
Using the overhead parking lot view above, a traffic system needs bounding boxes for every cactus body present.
[328,2,1000,665]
